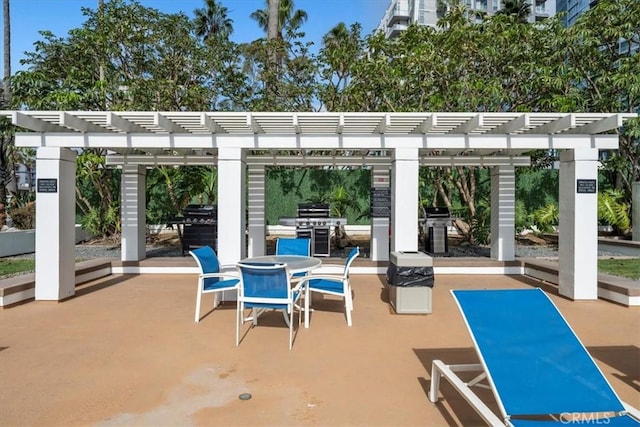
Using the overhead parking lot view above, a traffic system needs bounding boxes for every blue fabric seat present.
[300,246,359,328]
[189,246,239,323]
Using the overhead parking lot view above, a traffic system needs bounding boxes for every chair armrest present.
[291,281,305,292]
[300,275,343,282]
[317,264,343,269]
[313,265,343,274]
[219,263,239,272]
[200,272,239,280]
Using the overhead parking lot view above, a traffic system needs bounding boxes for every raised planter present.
[0,225,94,257]
[0,229,35,257]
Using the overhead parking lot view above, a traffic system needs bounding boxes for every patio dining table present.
[239,255,322,276]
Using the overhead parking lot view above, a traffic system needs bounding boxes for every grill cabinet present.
[423,206,451,256]
[296,203,331,257]
[168,204,217,255]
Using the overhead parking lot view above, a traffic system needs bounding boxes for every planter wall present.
[0,229,35,257]
[0,225,94,257]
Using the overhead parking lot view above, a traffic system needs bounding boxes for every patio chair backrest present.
[276,238,311,256]
[342,246,360,278]
[237,262,291,301]
[190,246,221,284]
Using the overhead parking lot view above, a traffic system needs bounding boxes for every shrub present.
[10,202,36,230]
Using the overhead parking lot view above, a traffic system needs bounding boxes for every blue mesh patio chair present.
[275,237,312,280]
[236,262,303,350]
[189,246,239,323]
[429,288,640,426]
[300,246,359,328]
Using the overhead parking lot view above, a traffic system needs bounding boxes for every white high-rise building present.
[377,0,555,38]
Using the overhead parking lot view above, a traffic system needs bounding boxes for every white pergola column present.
[370,166,390,261]
[559,148,599,300]
[120,165,146,261]
[35,147,76,301]
[391,148,419,252]
[490,166,515,261]
[217,147,246,265]
[247,164,266,257]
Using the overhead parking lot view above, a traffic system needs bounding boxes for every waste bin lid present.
[390,251,433,267]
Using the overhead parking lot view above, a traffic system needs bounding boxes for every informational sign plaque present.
[37,178,58,193]
[576,179,597,194]
[371,187,391,218]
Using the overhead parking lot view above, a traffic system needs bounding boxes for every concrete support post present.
[247,164,266,257]
[217,147,246,266]
[633,182,639,242]
[35,147,77,301]
[490,166,516,261]
[559,148,599,300]
[391,148,419,252]
[370,166,390,261]
[120,164,147,261]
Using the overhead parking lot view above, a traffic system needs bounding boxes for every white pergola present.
[2,111,636,303]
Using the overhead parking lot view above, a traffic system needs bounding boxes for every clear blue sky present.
[4,0,390,73]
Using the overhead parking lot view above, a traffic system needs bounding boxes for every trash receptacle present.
[386,251,434,314]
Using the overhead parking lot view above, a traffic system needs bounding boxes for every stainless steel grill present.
[167,204,217,255]
[423,206,451,256]
[295,203,346,257]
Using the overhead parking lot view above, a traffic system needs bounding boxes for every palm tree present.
[497,0,531,23]
[268,0,279,41]
[1,0,15,219]
[3,0,9,102]
[194,0,234,42]
[250,0,308,40]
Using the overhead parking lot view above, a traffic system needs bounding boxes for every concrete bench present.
[522,258,639,307]
[0,259,112,307]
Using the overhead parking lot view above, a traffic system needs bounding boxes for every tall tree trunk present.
[266,0,279,104]
[3,0,9,102]
[267,0,279,41]
[1,0,16,220]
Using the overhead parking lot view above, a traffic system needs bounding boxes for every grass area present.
[598,258,640,280]
[0,259,35,277]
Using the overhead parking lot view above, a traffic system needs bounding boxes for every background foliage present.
[1,0,637,241]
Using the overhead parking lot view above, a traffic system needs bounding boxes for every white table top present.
[240,255,322,275]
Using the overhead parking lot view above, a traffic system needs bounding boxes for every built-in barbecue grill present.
[295,203,346,257]
[423,206,451,256]
[167,204,217,255]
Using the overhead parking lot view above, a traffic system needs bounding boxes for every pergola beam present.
[107,113,149,133]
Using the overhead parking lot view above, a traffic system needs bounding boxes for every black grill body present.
[296,203,331,256]
[423,206,451,256]
[168,204,217,255]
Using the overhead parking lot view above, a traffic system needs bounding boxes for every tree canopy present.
[2,0,638,236]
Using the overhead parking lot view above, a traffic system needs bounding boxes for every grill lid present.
[183,204,217,218]
[297,203,330,218]
[423,206,450,218]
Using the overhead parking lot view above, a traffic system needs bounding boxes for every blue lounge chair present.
[429,288,640,426]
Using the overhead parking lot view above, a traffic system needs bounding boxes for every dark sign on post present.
[576,179,597,194]
[37,178,58,193]
[371,187,391,218]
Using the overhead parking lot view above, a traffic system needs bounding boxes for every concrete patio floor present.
[1,273,638,426]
